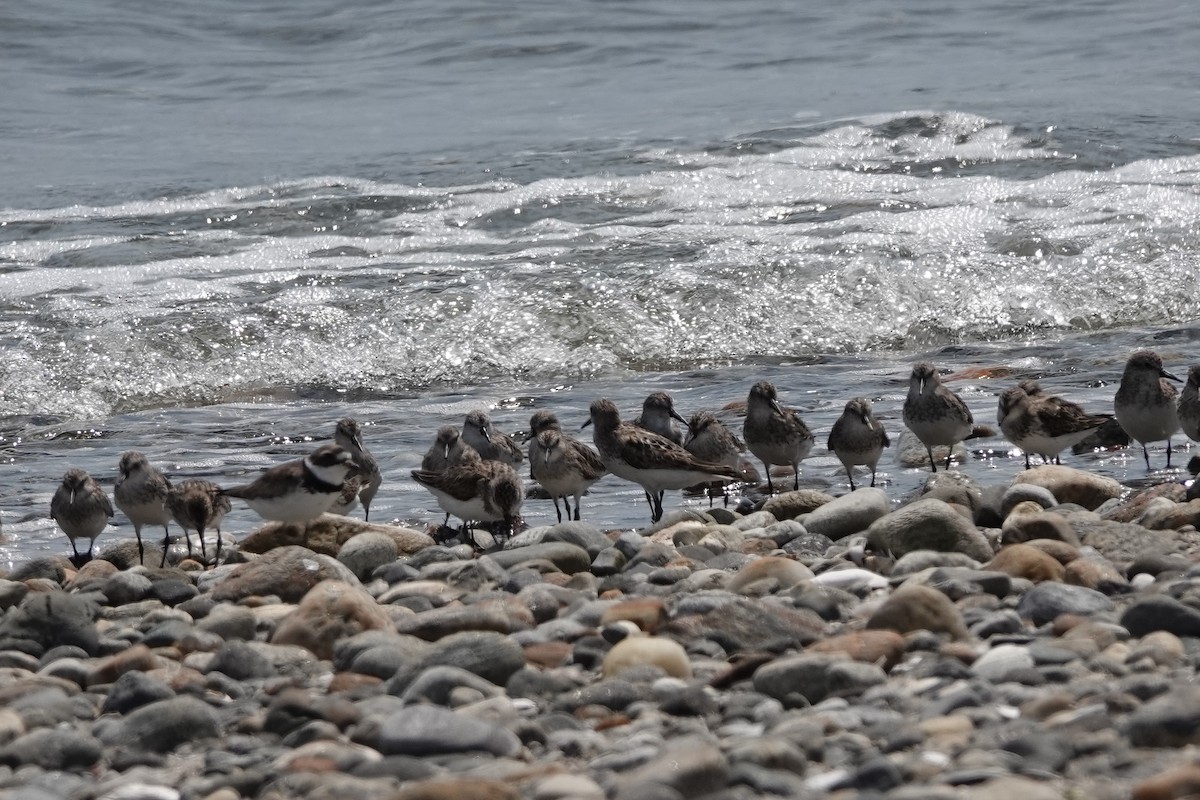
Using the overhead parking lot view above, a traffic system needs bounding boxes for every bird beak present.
[770,400,785,416]
[670,408,689,427]
[1162,367,1182,382]
[580,418,592,431]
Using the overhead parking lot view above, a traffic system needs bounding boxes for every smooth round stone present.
[1121,595,1200,638]
[196,604,257,641]
[727,557,814,594]
[484,542,592,574]
[804,488,890,541]
[971,644,1036,681]
[781,531,836,556]
[0,727,102,771]
[205,640,276,681]
[337,532,399,581]
[753,653,850,706]
[533,774,606,800]
[617,736,730,798]
[210,546,361,603]
[866,498,993,561]
[0,591,101,657]
[1016,583,1114,626]
[1124,687,1200,747]
[102,671,175,715]
[1001,484,1059,517]
[809,567,888,592]
[400,665,506,706]
[1012,465,1122,510]
[543,521,612,557]
[866,584,969,640]
[602,636,692,680]
[374,705,516,758]
[100,696,220,752]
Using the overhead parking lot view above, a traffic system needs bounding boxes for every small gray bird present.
[997,380,1108,469]
[411,446,524,548]
[827,398,890,490]
[528,409,607,522]
[902,362,992,472]
[334,417,383,521]
[114,450,173,565]
[635,392,689,445]
[1179,365,1200,444]
[684,410,743,506]
[51,468,114,567]
[743,381,815,493]
[1114,350,1181,469]
[463,410,524,466]
[166,478,231,565]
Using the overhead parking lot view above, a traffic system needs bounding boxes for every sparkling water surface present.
[2,0,1199,564]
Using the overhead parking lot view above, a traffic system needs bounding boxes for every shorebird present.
[51,468,113,567]
[463,410,524,466]
[742,381,815,493]
[902,362,991,472]
[1177,365,1200,445]
[334,417,382,521]
[421,425,471,472]
[527,409,607,523]
[1114,350,1182,469]
[113,450,172,565]
[222,444,358,542]
[411,446,523,546]
[166,479,232,564]
[684,410,743,506]
[584,398,739,523]
[997,379,1109,469]
[827,397,890,490]
[634,392,689,445]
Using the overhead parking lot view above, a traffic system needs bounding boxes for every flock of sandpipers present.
[46,349,1200,566]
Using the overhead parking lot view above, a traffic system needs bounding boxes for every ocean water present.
[2,0,1199,565]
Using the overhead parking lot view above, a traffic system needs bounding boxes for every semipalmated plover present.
[222,443,358,542]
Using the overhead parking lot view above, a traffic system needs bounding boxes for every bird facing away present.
[585,398,739,523]
[827,398,890,490]
[1114,349,1181,469]
[166,479,232,565]
[902,362,990,472]
[1176,365,1200,444]
[463,410,525,466]
[334,417,383,521]
[634,392,689,445]
[527,409,607,523]
[742,381,815,493]
[221,444,358,541]
[411,446,524,546]
[684,410,743,506]
[997,380,1109,469]
[51,468,114,567]
[113,450,173,566]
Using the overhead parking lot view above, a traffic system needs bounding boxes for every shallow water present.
[2,0,1199,565]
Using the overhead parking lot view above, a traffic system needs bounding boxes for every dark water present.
[2,0,1199,564]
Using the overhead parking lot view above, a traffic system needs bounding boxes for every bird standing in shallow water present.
[828,398,890,490]
[1114,350,1181,470]
[742,381,814,493]
[166,479,231,565]
[1176,365,1200,447]
[51,468,113,567]
[463,410,524,467]
[221,444,358,544]
[684,410,743,506]
[114,450,172,565]
[635,392,689,445]
[334,417,382,521]
[411,446,523,548]
[528,410,607,523]
[902,362,991,472]
[585,398,738,523]
[997,380,1108,469]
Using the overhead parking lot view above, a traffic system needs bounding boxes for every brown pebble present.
[523,641,572,669]
[87,643,160,687]
[807,630,907,672]
[987,544,1065,583]
[270,579,392,660]
[866,584,969,640]
[600,597,666,633]
[392,778,521,800]
[1132,764,1200,800]
[1064,557,1126,590]
[327,672,382,693]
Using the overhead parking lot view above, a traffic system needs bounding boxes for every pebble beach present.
[5,459,1200,800]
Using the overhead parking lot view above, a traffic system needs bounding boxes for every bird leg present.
[1167,438,1174,468]
[925,446,938,473]
[160,525,170,568]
